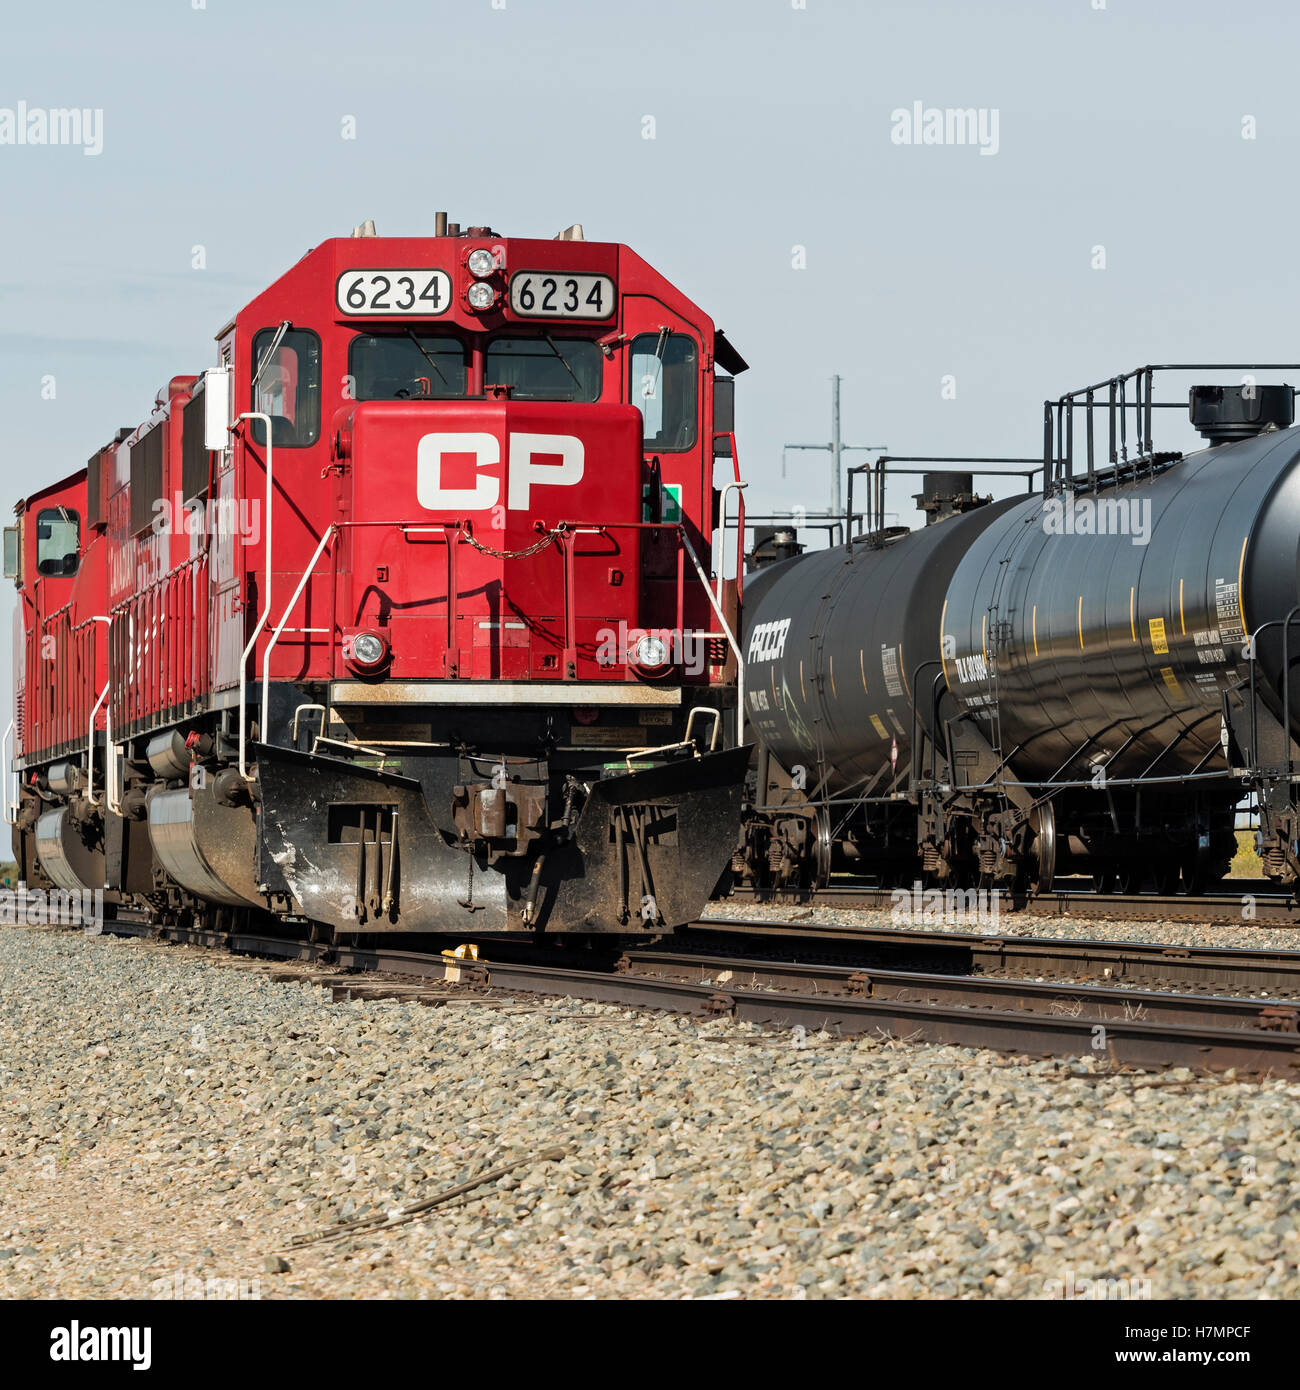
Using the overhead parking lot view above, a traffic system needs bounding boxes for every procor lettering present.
[747,618,792,663]
[417,431,583,511]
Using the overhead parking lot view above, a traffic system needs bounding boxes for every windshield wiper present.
[541,333,584,394]
[404,329,450,395]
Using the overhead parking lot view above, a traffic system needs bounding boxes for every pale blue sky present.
[2,0,1296,701]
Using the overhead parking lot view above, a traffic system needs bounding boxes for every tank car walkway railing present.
[109,552,210,736]
[1042,363,1300,496]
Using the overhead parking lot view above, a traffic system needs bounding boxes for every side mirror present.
[202,367,232,451]
[713,375,735,457]
[2,526,18,580]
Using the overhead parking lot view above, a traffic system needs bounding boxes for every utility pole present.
[831,375,842,516]
[784,377,887,534]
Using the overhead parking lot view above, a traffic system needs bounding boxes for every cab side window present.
[36,508,79,577]
[629,333,698,451]
[250,328,322,447]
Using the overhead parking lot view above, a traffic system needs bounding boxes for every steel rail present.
[723,883,1300,925]
[92,914,1300,1079]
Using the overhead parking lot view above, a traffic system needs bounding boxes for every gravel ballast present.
[703,898,1300,952]
[0,923,1294,1300]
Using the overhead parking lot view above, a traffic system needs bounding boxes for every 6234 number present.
[509,272,614,319]
[337,269,452,316]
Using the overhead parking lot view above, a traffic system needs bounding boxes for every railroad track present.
[684,919,1300,995]
[90,912,1300,1080]
[724,881,1300,925]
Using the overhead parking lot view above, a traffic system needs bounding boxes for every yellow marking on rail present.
[1032,604,1038,658]
[1239,534,1248,633]
[1077,595,1084,650]
[1129,586,1136,642]
[939,602,950,688]
[860,647,869,694]
[829,653,837,699]
[1179,577,1185,635]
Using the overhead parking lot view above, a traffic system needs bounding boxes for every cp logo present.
[416,431,584,511]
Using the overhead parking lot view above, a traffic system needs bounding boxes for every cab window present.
[349,333,468,400]
[250,327,321,447]
[36,508,79,577]
[629,332,698,451]
[485,336,601,402]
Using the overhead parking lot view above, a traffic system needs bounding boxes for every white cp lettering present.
[416,432,584,512]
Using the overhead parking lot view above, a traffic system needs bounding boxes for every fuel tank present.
[943,426,1300,783]
[741,498,1021,794]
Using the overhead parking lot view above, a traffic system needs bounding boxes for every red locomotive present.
[8,217,751,935]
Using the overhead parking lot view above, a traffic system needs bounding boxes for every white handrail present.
[84,615,111,806]
[234,412,273,780]
[259,526,336,756]
[677,528,747,745]
[2,718,14,825]
[715,480,748,605]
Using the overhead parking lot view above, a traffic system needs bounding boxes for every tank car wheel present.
[1031,804,1056,896]
[1180,843,1233,896]
[1151,862,1180,895]
[810,808,833,892]
[1092,862,1136,894]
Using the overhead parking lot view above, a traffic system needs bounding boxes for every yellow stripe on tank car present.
[860,648,869,694]
[1077,595,1084,650]
[800,659,806,704]
[899,642,909,697]
[939,602,950,687]
[1032,604,1038,658]
[1129,586,1136,642]
[1239,535,1248,634]
[981,613,987,663]
[829,653,837,699]
[1179,577,1185,636]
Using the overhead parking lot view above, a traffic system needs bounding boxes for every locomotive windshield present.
[630,332,697,450]
[349,331,469,400]
[485,335,601,402]
[35,507,79,576]
[250,327,321,447]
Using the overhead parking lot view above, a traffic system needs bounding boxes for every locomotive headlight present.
[347,630,390,671]
[633,633,670,668]
[467,281,497,310]
[467,248,497,278]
